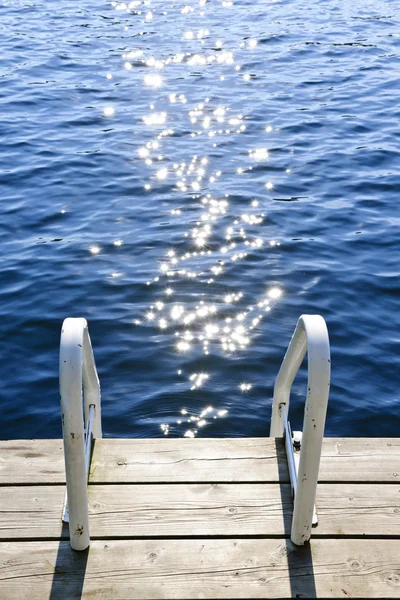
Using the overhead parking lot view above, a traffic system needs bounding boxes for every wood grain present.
[1,438,399,484]
[89,437,288,483]
[1,483,399,539]
[0,440,65,484]
[319,438,400,482]
[89,437,400,483]
[1,538,400,599]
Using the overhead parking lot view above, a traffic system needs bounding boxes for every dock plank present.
[0,440,64,484]
[319,438,400,482]
[89,438,288,483]
[90,437,400,483]
[1,483,400,540]
[1,437,400,599]
[1,539,400,599]
[1,438,400,485]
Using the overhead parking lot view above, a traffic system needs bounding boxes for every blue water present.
[1,0,399,440]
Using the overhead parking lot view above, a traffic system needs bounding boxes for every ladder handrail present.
[269,314,330,545]
[60,318,102,551]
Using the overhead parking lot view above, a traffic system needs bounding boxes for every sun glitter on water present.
[110,0,290,438]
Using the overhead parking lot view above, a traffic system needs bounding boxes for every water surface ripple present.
[1,0,399,439]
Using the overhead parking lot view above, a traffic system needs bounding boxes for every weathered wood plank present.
[0,440,65,484]
[91,438,400,483]
[0,484,291,539]
[315,482,400,536]
[319,438,400,482]
[1,438,400,484]
[0,438,288,484]
[1,539,400,599]
[1,483,399,540]
[0,486,67,539]
[89,438,288,483]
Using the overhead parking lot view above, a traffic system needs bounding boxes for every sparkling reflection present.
[144,73,163,87]
[108,0,291,437]
[103,107,115,117]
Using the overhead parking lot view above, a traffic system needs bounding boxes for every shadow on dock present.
[50,538,88,600]
[285,539,317,599]
[276,439,317,599]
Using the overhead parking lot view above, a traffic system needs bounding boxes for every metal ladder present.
[60,318,102,551]
[270,314,330,545]
[59,314,330,550]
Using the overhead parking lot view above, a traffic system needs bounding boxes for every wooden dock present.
[1,437,400,599]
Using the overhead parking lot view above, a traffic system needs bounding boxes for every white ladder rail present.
[60,318,102,551]
[61,403,95,524]
[270,314,330,546]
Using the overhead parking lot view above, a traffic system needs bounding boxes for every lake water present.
[1,0,399,440]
